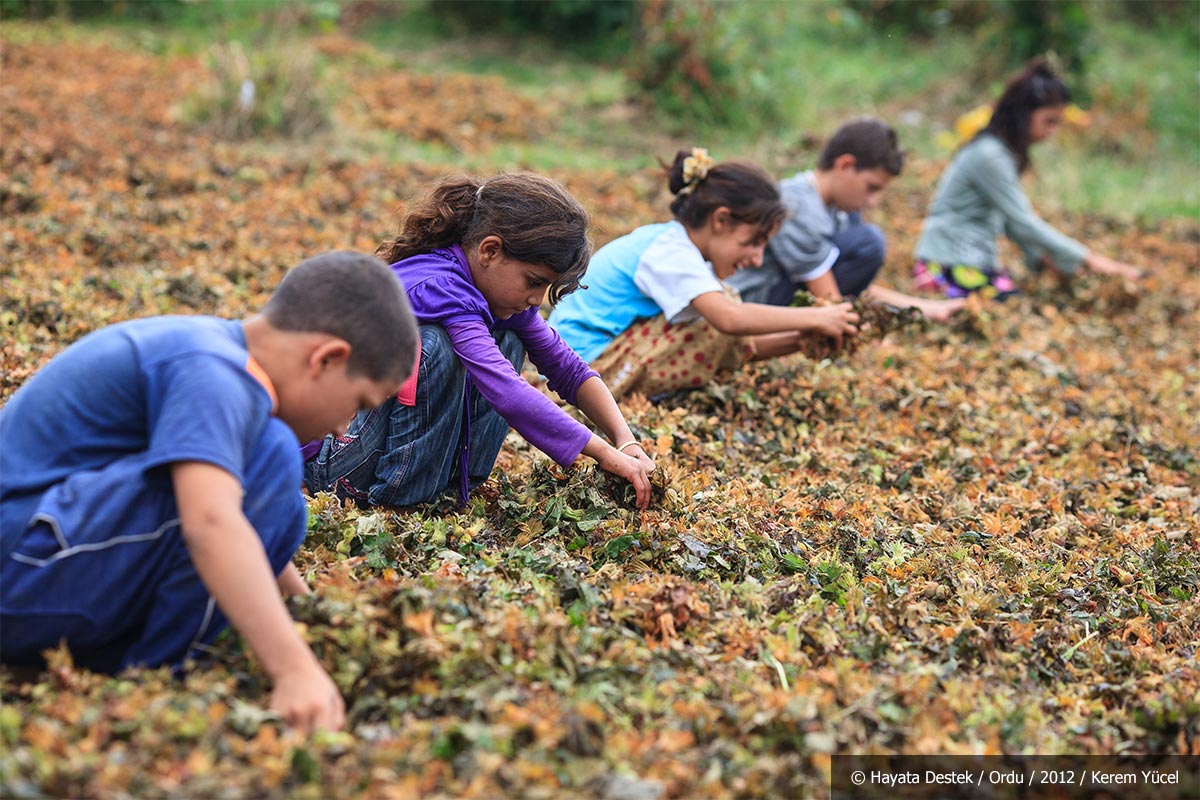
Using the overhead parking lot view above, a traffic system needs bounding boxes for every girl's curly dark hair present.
[378,172,592,305]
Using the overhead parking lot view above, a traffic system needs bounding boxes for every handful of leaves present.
[790,289,925,358]
[522,459,676,513]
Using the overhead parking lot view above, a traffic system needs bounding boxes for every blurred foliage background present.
[2,0,1197,217]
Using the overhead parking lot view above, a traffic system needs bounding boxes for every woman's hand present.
[596,443,655,509]
[911,296,967,322]
[1085,252,1143,281]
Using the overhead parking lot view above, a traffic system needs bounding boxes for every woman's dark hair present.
[666,150,785,240]
[377,172,592,304]
[980,56,1072,173]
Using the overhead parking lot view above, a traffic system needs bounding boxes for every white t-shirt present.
[549,221,726,363]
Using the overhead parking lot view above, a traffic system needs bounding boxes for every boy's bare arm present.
[171,461,344,733]
[860,284,966,322]
[804,271,843,302]
[278,561,311,597]
[747,332,807,360]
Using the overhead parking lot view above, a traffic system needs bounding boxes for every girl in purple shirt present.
[304,173,655,508]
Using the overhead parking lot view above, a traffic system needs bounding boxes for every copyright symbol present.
[852,771,866,786]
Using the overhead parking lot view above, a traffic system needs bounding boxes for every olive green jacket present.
[916,134,1088,274]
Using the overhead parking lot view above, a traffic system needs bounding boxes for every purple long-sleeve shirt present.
[397,245,597,467]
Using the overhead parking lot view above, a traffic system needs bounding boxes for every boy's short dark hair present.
[816,117,906,176]
[264,251,419,383]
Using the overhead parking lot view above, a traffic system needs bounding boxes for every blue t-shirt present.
[0,316,286,561]
[548,221,724,363]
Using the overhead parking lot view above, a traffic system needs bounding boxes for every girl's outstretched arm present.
[574,376,653,464]
[446,318,593,468]
[805,272,965,323]
[1082,252,1143,281]
[690,290,860,346]
[575,376,656,509]
[582,433,654,509]
[805,270,843,301]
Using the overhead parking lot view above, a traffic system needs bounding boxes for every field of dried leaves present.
[1,30,1198,800]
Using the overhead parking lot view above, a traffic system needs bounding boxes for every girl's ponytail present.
[666,147,714,199]
[665,148,785,237]
[378,172,591,306]
[980,56,1072,173]
[377,176,481,264]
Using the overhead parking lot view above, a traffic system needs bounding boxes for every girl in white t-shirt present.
[549,149,860,399]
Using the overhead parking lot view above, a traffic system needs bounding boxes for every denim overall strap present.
[458,378,472,506]
[306,325,525,508]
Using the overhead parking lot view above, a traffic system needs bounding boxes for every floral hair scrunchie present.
[678,147,714,196]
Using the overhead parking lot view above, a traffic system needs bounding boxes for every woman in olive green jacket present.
[914,58,1141,299]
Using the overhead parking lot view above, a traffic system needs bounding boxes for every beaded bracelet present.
[615,440,641,453]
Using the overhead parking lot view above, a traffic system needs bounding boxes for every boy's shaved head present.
[265,251,418,383]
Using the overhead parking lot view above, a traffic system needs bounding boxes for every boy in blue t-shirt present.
[0,251,418,734]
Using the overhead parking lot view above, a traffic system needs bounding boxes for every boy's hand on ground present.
[172,461,344,735]
[270,659,346,734]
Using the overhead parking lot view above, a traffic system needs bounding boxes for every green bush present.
[845,0,1094,88]
[1110,0,1196,25]
[0,0,186,21]
[626,0,785,130]
[841,0,992,35]
[428,0,636,44]
[181,38,330,140]
[986,0,1093,88]
[0,0,341,35]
